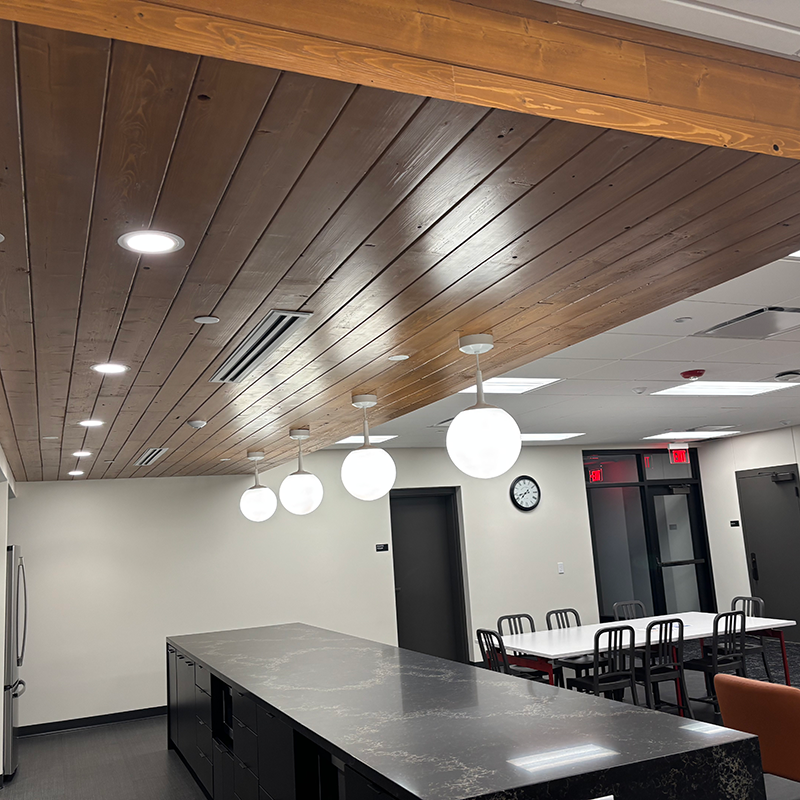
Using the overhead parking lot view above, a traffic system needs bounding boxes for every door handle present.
[750,552,760,582]
[13,680,26,698]
[17,559,27,667]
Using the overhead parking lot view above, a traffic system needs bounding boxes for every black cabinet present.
[233,717,258,774]
[235,757,259,800]
[233,689,258,731]
[257,706,295,800]
[167,646,178,747]
[344,767,395,800]
[176,653,197,760]
[214,739,235,800]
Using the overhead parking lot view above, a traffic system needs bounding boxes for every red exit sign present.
[589,468,603,483]
[669,448,690,465]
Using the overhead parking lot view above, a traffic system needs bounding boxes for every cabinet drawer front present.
[233,689,258,731]
[234,759,259,800]
[196,716,212,758]
[195,747,214,794]
[195,661,211,693]
[257,706,295,800]
[233,716,259,773]
[195,684,212,726]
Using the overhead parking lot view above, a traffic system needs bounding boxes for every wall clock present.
[510,475,541,512]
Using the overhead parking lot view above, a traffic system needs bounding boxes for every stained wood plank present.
[55,41,199,480]
[72,55,279,477]
[18,25,110,480]
[1,0,800,157]
[0,20,34,482]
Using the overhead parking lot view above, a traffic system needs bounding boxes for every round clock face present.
[510,475,541,512]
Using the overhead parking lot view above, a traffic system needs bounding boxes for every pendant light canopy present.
[446,334,521,479]
[279,430,324,515]
[341,395,397,501]
[239,452,277,522]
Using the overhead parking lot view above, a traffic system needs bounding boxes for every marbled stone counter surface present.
[168,623,765,800]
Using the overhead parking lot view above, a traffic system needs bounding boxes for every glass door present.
[645,485,715,615]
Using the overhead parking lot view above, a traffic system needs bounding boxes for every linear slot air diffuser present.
[134,447,169,467]
[210,310,312,384]
[695,307,800,340]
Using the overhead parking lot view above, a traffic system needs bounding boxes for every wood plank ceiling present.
[1,22,800,482]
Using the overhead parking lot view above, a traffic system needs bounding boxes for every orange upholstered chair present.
[715,674,800,782]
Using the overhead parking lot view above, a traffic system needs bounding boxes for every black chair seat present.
[568,672,632,696]
[684,654,744,673]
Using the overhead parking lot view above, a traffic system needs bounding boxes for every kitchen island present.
[166,623,765,800]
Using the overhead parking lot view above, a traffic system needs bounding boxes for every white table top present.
[502,611,796,660]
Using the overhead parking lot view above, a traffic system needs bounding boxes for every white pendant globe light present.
[341,395,397,501]
[279,429,324,515]
[239,452,277,522]
[446,334,521,479]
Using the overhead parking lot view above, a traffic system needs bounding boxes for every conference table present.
[501,611,796,685]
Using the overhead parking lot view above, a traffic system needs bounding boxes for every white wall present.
[7,446,597,726]
[698,426,800,608]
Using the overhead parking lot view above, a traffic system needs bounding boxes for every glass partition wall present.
[584,450,716,621]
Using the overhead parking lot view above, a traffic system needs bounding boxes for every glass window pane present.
[654,494,701,613]
[643,451,692,480]
[584,453,639,484]
[589,486,654,618]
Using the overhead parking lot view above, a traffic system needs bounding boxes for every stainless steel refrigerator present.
[3,545,27,780]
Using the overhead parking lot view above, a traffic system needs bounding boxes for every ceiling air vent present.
[695,307,800,340]
[134,447,169,467]
[210,309,312,383]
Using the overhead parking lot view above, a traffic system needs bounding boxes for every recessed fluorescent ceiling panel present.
[521,433,585,441]
[459,377,560,394]
[695,307,800,339]
[652,382,796,396]
[335,435,397,445]
[643,431,741,441]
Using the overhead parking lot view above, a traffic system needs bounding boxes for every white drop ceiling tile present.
[634,337,744,362]
[581,0,800,54]
[554,333,676,361]
[704,340,800,364]
[711,1,800,28]
[690,260,800,305]
[504,358,616,379]
[609,300,760,337]
[576,359,685,381]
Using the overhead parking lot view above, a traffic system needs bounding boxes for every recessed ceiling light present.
[521,433,585,442]
[643,431,741,441]
[220,458,231,461]
[187,420,207,429]
[79,419,104,427]
[0,233,5,244]
[388,354,409,361]
[91,363,128,375]
[68,470,84,476]
[652,381,797,396]
[117,230,185,254]
[72,451,92,457]
[104,460,115,464]
[42,436,59,440]
[336,435,397,445]
[194,316,220,325]
[459,378,561,394]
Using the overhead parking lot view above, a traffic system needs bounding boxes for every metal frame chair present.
[497,614,561,686]
[545,608,595,686]
[613,600,647,621]
[568,625,639,704]
[635,618,693,717]
[731,596,774,682]
[685,611,748,713]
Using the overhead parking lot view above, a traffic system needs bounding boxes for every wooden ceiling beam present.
[0,1,799,158]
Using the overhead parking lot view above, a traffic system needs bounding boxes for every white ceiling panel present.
[703,339,800,364]
[609,300,761,337]
[502,358,615,379]
[555,333,676,360]
[632,337,745,362]
[536,0,800,57]
[690,259,800,306]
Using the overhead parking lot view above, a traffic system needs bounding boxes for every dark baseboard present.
[19,705,167,737]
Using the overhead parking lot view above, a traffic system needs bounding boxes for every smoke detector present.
[187,420,207,429]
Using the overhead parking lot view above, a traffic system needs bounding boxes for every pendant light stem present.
[297,438,305,472]
[253,458,262,488]
[475,353,486,406]
[362,407,371,447]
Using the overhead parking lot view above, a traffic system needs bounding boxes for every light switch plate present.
[557,562,565,574]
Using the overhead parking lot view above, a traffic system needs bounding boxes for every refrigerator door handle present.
[12,680,25,698]
[17,558,27,668]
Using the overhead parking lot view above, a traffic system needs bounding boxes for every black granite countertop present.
[168,623,763,800]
